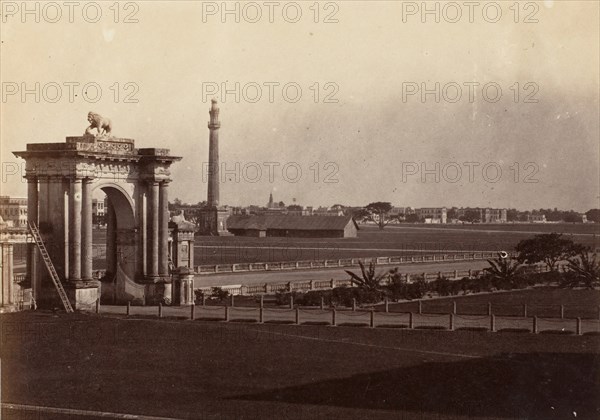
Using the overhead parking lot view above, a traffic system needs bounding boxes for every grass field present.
[1,310,599,420]
[380,287,600,319]
[82,223,600,268]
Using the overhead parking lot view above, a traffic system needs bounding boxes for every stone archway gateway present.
[14,114,181,309]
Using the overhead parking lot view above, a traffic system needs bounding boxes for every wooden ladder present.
[28,222,74,313]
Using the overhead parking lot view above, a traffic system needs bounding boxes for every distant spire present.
[268,192,274,208]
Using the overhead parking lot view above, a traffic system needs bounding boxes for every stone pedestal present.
[65,281,99,311]
[172,267,195,306]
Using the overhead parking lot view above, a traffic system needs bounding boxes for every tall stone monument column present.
[207,99,220,207]
[199,99,229,235]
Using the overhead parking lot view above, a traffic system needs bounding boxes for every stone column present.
[106,199,116,276]
[1,243,14,306]
[26,177,38,296]
[69,178,82,282]
[63,182,69,280]
[137,189,147,278]
[158,181,169,277]
[37,177,50,288]
[81,178,93,281]
[148,181,159,279]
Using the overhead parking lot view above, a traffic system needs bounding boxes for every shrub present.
[405,279,427,300]
[194,289,205,304]
[432,277,452,296]
[331,287,355,307]
[210,287,229,302]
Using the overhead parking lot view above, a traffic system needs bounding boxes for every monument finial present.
[208,99,220,129]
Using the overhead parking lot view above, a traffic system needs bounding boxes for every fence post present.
[576,317,582,335]
[523,304,527,318]
[449,313,454,331]
[295,308,300,325]
[95,299,100,314]
[290,295,294,309]
[487,302,492,316]
[452,301,457,314]
[406,274,411,283]
[409,312,414,329]
[352,298,357,311]
[309,280,314,290]
[190,303,195,320]
[231,294,235,307]
[332,308,336,326]
[370,309,375,328]
[259,306,264,323]
[260,295,264,308]
[418,300,422,314]
[385,297,389,313]
[126,301,131,316]
[202,294,206,307]
[225,306,229,322]
[330,278,335,289]
[158,303,163,318]
[533,316,538,334]
[560,304,564,319]
[422,272,426,281]
[490,314,495,332]
[454,270,458,279]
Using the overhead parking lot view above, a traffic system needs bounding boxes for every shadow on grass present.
[232,352,600,419]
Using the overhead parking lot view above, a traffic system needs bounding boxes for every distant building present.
[457,207,507,223]
[227,215,359,238]
[527,214,547,223]
[415,207,447,224]
[92,198,106,217]
[0,196,27,228]
[313,206,344,217]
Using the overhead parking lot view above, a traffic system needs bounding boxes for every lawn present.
[1,311,599,419]
[89,224,599,267]
[380,287,600,319]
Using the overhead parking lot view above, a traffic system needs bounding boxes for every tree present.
[404,213,422,223]
[447,208,458,221]
[345,261,388,292]
[585,209,600,223]
[484,253,524,289]
[365,202,393,230]
[459,209,480,223]
[564,252,600,289]
[515,233,586,272]
[506,209,519,222]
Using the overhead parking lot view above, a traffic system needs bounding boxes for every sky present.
[1,0,598,211]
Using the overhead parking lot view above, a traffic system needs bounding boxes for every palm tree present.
[484,253,524,289]
[565,252,600,289]
[345,261,388,292]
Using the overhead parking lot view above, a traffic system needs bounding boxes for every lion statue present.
[85,112,112,136]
